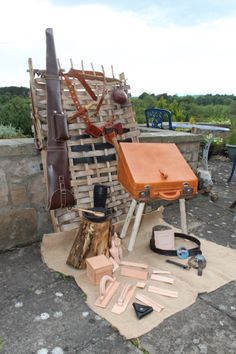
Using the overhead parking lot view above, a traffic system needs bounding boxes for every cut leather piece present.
[113,122,124,135]
[85,124,103,138]
[111,284,136,315]
[132,303,153,319]
[95,275,120,308]
[120,266,148,280]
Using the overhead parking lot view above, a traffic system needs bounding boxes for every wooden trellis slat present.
[28,58,140,231]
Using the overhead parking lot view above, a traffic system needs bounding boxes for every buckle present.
[176,247,189,259]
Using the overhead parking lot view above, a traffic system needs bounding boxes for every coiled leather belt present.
[150,232,202,257]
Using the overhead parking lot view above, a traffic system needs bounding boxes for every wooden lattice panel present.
[28,60,140,231]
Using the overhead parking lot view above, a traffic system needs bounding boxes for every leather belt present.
[150,232,202,257]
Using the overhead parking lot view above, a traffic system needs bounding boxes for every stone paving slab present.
[139,295,236,354]
[199,281,236,320]
[0,245,141,354]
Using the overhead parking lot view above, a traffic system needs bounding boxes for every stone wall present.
[0,139,52,251]
[0,133,202,251]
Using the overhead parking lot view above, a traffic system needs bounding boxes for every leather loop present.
[99,275,114,297]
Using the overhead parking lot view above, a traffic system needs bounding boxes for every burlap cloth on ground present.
[41,210,236,339]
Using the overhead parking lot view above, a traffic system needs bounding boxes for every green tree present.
[229,101,236,129]
[156,96,167,109]
[0,96,32,136]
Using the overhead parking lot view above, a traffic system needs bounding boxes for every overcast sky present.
[1,0,236,96]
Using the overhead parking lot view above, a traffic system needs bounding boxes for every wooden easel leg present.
[179,198,187,234]
[120,199,137,239]
[128,202,145,252]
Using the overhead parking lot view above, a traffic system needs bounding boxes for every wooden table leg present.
[179,198,187,234]
[128,202,145,252]
[120,199,137,239]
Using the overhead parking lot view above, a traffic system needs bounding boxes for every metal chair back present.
[145,108,173,130]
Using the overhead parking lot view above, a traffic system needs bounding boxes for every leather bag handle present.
[158,190,181,200]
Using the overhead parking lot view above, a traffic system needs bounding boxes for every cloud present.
[0,0,236,96]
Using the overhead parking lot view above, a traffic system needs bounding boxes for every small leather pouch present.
[53,113,70,142]
[133,303,153,319]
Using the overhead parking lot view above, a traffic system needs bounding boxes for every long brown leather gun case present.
[45,28,75,210]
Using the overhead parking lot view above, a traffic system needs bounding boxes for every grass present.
[53,271,73,281]
[130,338,149,354]
[0,338,4,351]
[0,124,24,139]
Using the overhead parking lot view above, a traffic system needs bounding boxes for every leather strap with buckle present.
[150,232,202,257]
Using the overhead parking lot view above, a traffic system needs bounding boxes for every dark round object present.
[83,207,111,223]
[112,87,128,104]
[93,184,108,208]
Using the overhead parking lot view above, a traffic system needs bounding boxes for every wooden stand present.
[67,216,112,269]
[120,198,188,251]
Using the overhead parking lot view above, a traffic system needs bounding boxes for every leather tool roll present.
[45,28,75,210]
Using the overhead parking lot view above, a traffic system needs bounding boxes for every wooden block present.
[135,293,164,312]
[148,285,178,298]
[150,274,174,284]
[120,261,148,269]
[86,255,113,285]
[120,266,148,280]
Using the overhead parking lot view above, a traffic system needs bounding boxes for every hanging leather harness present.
[62,68,124,139]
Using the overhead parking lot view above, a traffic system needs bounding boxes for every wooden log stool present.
[67,214,112,269]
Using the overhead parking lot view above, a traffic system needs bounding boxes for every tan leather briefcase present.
[117,143,198,201]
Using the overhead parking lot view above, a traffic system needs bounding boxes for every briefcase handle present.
[158,190,181,200]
